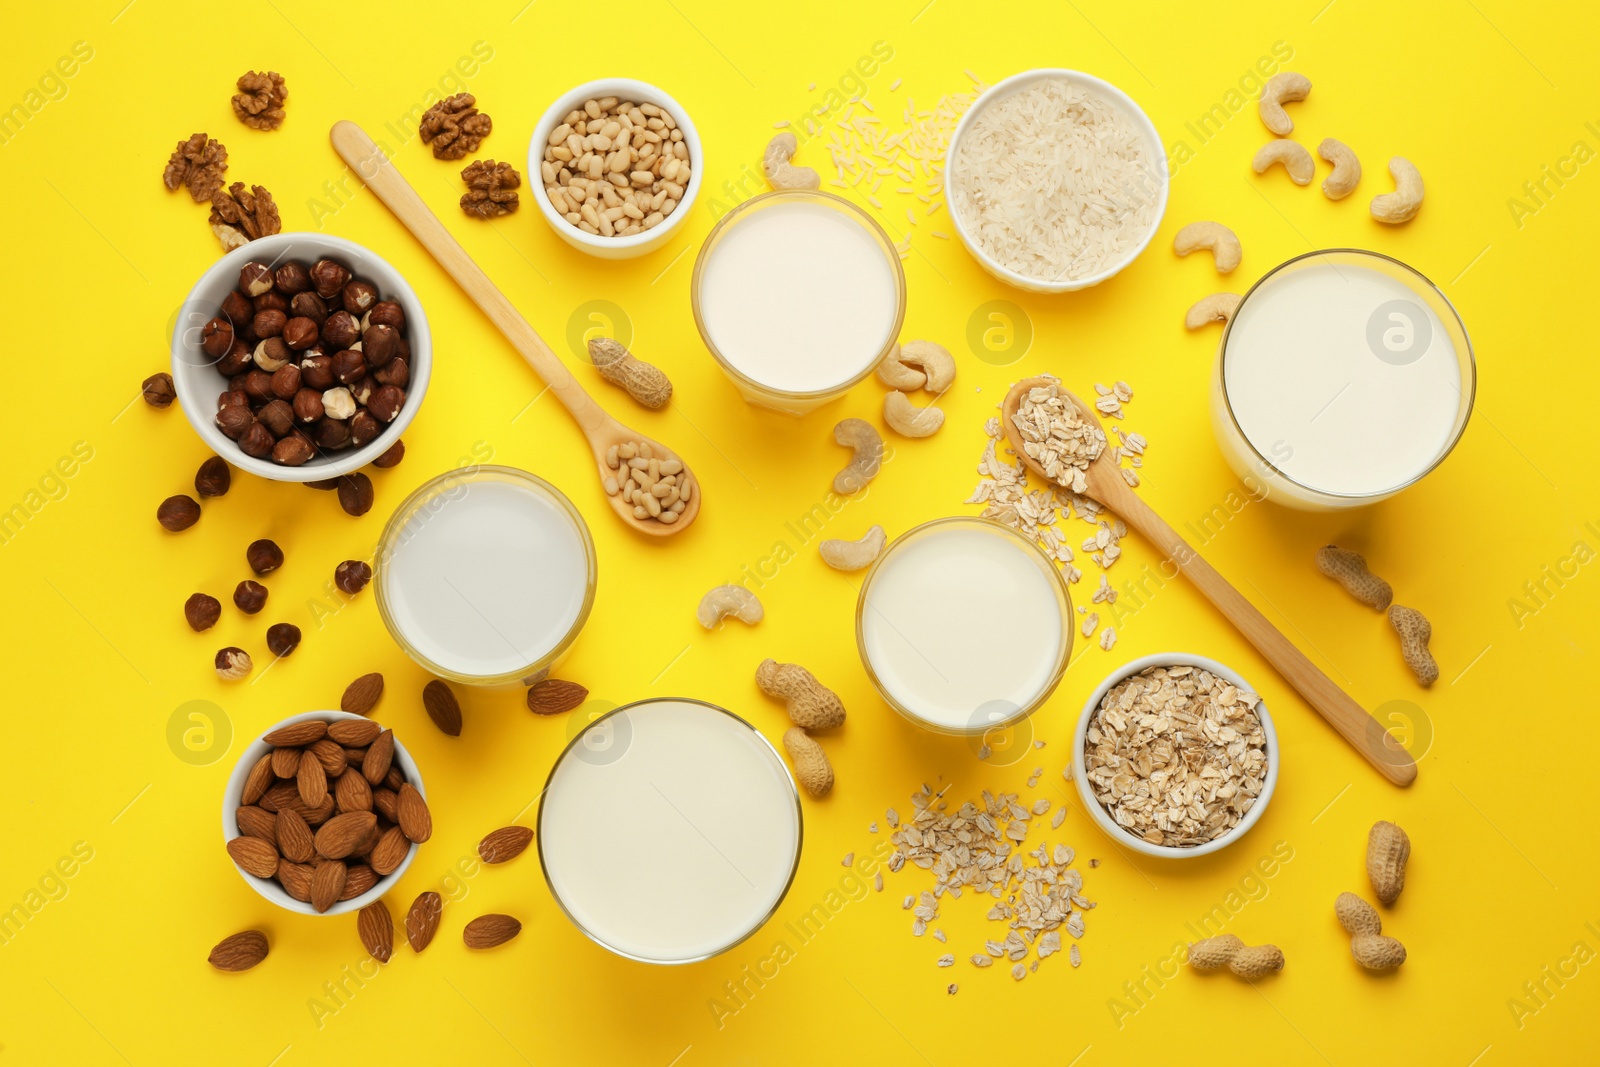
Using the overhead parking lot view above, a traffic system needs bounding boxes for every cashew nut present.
[1172,221,1242,273]
[883,391,944,437]
[1317,138,1362,200]
[696,585,763,629]
[1370,157,1424,225]
[875,344,924,390]
[819,525,886,571]
[832,418,883,494]
[1258,71,1311,135]
[877,340,956,393]
[762,132,820,191]
[1184,293,1242,330]
[1252,140,1314,185]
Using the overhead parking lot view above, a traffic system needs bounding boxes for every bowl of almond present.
[221,711,430,915]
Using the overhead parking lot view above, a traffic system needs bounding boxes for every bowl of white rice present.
[946,69,1168,293]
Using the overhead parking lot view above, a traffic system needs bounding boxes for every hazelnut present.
[247,538,284,575]
[373,357,409,389]
[275,262,312,294]
[350,411,380,447]
[310,258,351,299]
[283,317,320,350]
[305,477,341,491]
[258,400,295,437]
[201,317,235,358]
[253,290,289,314]
[290,291,329,323]
[341,280,379,315]
[321,387,357,420]
[301,354,335,390]
[321,311,360,349]
[311,418,351,450]
[141,372,176,408]
[195,455,231,497]
[157,495,200,531]
[215,647,253,681]
[266,622,302,657]
[185,592,222,632]
[271,433,315,467]
[217,339,255,376]
[331,349,367,384]
[215,405,255,440]
[242,370,275,402]
[239,422,275,458]
[218,389,249,409]
[221,290,254,325]
[253,338,290,371]
[239,263,275,297]
[361,325,398,368]
[270,363,302,400]
[368,385,405,423]
[234,580,268,614]
[334,560,373,594]
[349,377,374,406]
[337,473,374,517]
[367,301,406,330]
[292,389,325,423]
[396,335,411,362]
[252,309,287,339]
[372,440,405,469]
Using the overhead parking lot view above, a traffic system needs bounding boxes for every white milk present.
[1221,260,1465,499]
[697,198,898,395]
[860,522,1067,732]
[538,700,800,963]
[381,478,590,679]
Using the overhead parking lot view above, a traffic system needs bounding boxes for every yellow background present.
[2,0,1597,1063]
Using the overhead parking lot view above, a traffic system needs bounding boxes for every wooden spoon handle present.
[1114,492,1417,786]
[328,120,612,440]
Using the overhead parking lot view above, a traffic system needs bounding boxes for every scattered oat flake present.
[1070,944,1081,967]
[971,955,993,967]
[934,928,946,942]
[948,983,959,994]
[1051,807,1066,829]
[1099,627,1117,651]
[937,954,955,967]
[868,822,878,834]
[903,895,914,909]
[842,852,854,867]
[1034,739,1046,749]
[874,872,884,892]
[1012,964,1027,980]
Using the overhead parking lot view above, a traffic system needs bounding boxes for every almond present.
[373,788,399,823]
[340,673,385,716]
[422,680,463,736]
[340,864,378,900]
[241,754,275,805]
[526,678,588,715]
[258,781,298,814]
[226,835,280,879]
[383,766,404,791]
[358,900,393,962]
[396,784,432,843]
[235,805,277,841]
[477,826,534,864]
[405,891,443,952]
[297,751,328,808]
[308,738,348,777]
[304,793,336,826]
[263,720,328,746]
[328,716,383,746]
[362,729,394,785]
[277,861,314,902]
[276,806,315,864]
[271,745,302,778]
[463,914,521,949]
[334,769,373,813]
[208,930,269,971]
[341,746,368,765]
[315,811,378,859]
[369,826,410,876]
[310,859,347,912]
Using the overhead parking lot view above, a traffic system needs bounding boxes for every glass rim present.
[535,696,804,965]
[1216,247,1478,501]
[690,189,908,401]
[854,516,1074,736]
[373,464,597,686]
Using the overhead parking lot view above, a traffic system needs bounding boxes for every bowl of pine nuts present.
[528,78,702,259]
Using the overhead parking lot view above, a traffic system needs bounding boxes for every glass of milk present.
[375,466,596,688]
[1211,249,1475,510]
[537,698,803,963]
[692,190,906,415]
[856,517,1072,735]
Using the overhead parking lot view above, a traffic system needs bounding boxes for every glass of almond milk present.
[856,517,1072,735]
[537,698,802,963]
[692,190,906,415]
[375,466,596,687]
[1212,249,1475,510]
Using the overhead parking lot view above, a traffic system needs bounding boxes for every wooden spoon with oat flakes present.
[1001,376,1416,787]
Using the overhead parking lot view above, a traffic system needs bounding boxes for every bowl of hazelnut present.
[170,233,431,481]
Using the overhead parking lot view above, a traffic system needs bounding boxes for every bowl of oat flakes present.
[1071,653,1278,858]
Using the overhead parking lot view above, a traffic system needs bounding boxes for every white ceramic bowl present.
[944,68,1169,293]
[1071,653,1278,859]
[527,78,703,259]
[170,232,432,482]
[221,711,426,915]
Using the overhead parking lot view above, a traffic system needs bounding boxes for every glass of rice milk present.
[375,466,596,688]
[856,517,1072,735]
[1211,249,1475,510]
[692,190,906,414]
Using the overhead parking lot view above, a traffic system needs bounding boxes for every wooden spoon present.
[1001,377,1416,787]
[329,120,699,538]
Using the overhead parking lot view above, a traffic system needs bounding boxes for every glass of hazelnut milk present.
[857,518,1072,735]
[538,698,802,963]
[692,190,906,415]
[375,466,596,688]
[1212,249,1475,510]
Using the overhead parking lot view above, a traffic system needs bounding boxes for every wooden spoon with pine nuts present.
[1001,376,1416,787]
[329,121,699,537]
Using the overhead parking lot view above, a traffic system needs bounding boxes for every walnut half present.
[163,133,228,203]
[460,160,520,218]
[420,93,492,160]
[232,71,287,131]
[209,183,281,251]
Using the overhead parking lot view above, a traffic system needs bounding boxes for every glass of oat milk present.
[1212,249,1475,511]
[537,698,802,963]
[856,517,1072,735]
[375,466,596,688]
[692,190,906,415]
